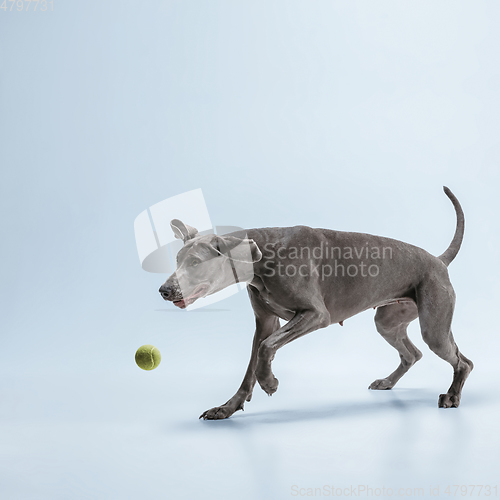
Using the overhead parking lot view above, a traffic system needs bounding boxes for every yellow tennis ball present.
[135,345,161,371]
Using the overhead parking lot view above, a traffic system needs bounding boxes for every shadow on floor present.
[170,387,489,433]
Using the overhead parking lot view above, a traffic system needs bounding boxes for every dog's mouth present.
[173,284,210,309]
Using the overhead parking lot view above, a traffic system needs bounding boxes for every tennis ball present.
[135,344,161,371]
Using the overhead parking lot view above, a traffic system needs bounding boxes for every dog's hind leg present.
[417,277,473,408]
[369,301,421,390]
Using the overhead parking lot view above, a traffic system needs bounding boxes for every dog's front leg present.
[256,308,330,396]
[199,310,279,420]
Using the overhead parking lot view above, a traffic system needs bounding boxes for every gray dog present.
[159,187,473,420]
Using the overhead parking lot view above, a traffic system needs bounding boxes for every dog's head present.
[159,219,262,309]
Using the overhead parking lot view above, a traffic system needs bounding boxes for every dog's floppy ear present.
[208,235,262,263]
[170,219,199,243]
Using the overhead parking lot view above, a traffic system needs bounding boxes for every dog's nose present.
[159,284,173,300]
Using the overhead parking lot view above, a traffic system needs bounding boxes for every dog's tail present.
[438,186,465,267]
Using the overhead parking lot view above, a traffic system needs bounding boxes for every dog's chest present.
[248,277,296,320]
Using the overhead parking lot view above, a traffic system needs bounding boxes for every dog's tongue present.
[173,286,207,309]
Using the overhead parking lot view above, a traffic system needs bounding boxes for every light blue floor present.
[0,295,497,499]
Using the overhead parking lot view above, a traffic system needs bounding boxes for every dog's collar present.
[217,239,240,284]
[228,253,239,284]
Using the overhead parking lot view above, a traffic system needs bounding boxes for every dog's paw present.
[438,393,460,408]
[199,404,239,420]
[369,378,394,390]
[257,373,279,396]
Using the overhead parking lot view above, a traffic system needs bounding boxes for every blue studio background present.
[1,1,499,499]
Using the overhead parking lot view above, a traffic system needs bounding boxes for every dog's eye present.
[191,259,200,267]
